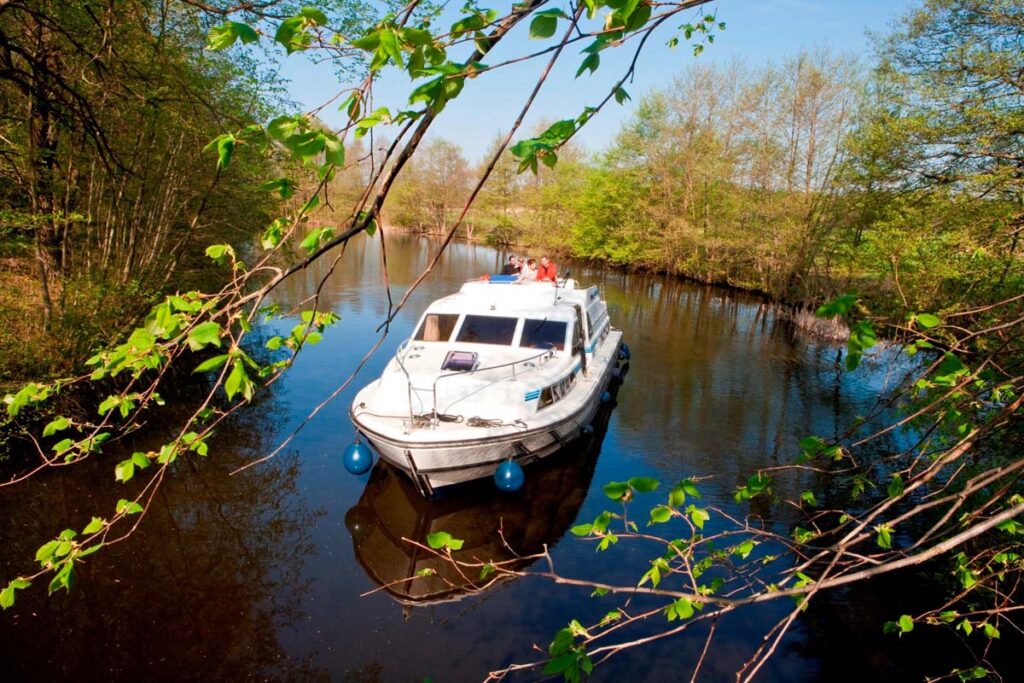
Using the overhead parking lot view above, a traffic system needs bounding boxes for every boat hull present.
[352,333,625,494]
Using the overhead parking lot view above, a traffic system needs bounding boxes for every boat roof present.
[422,280,599,320]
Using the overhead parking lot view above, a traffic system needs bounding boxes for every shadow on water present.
[345,373,622,606]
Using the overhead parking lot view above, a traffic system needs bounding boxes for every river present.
[0,233,967,681]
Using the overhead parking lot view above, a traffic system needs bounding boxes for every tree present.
[1,1,1022,682]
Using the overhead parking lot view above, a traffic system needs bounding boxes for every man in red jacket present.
[537,255,557,282]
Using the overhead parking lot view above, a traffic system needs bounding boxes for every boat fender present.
[343,441,373,475]
[582,424,594,435]
[494,459,525,492]
[618,343,631,361]
[601,390,612,404]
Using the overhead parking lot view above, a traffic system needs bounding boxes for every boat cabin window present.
[520,319,567,351]
[414,313,460,342]
[455,315,518,345]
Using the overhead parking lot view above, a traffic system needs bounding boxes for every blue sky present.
[277,0,914,163]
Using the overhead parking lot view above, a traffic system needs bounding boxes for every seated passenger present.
[501,255,520,275]
[538,255,557,282]
[519,258,539,282]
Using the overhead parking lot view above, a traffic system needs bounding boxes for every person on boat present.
[501,255,520,275]
[537,255,557,282]
[518,258,538,282]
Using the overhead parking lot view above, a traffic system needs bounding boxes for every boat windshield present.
[414,313,459,342]
[455,315,518,345]
[520,319,567,351]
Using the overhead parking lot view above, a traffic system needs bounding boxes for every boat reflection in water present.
[344,372,625,605]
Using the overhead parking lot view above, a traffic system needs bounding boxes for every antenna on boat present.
[553,268,570,304]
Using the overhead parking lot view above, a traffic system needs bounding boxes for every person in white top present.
[518,258,539,282]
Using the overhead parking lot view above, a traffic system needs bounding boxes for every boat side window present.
[520,319,567,351]
[455,315,518,345]
[414,313,460,342]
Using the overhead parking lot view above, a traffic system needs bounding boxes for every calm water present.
[0,234,970,681]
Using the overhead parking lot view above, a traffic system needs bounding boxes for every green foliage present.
[544,621,593,683]
[529,9,566,40]
[426,531,464,551]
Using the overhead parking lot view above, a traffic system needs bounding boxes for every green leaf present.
[206,21,259,51]
[323,137,345,166]
[187,322,222,351]
[42,416,70,438]
[614,87,631,105]
[205,244,234,263]
[300,226,334,253]
[529,10,562,39]
[0,579,31,610]
[297,6,328,25]
[267,116,301,141]
[349,30,381,51]
[628,476,659,493]
[275,17,309,54]
[897,614,914,633]
[35,540,59,564]
[224,359,252,402]
[193,354,229,374]
[570,523,593,537]
[115,499,144,515]
[82,517,106,535]
[215,135,235,169]
[816,294,857,318]
[576,52,600,78]
[648,505,672,525]
[887,474,904,499]
[258,178,296,199]
[114,459,135,483]
[875,523,893,549]
[379,29,404,68]
[426,531,464,551]
[916,313,940,329]
[665,597,694,621]
[47,561,74,594]
[603,481,629,500]
[688,506,710,529]
[734,539,756,559]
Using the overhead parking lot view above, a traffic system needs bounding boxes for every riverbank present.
[385,224,854,340]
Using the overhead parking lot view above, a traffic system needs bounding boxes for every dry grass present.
[784,305,850,342]
[0,258,67,389]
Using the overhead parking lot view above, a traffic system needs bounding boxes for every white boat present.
[350,276,627,495]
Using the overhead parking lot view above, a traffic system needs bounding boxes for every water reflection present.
[0,233,940,681]
[0,391,325,681]
[345,377,621,606]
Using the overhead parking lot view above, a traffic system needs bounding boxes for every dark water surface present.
[0,234,966,681]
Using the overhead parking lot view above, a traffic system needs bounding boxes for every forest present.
[0,0,1022,681]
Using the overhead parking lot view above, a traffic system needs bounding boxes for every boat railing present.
[427,345,556,427]
[393,339,417,426]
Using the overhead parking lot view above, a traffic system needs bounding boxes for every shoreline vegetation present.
[0,1,281,390]
[0,2,1021,681]
[3,7,1020,388]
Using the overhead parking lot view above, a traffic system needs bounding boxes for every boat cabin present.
[408,280,609,368]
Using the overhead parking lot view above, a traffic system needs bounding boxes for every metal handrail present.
[429,345,557,426]
[393,339,417,426]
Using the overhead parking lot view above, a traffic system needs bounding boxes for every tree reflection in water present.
[0,389,326,681]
